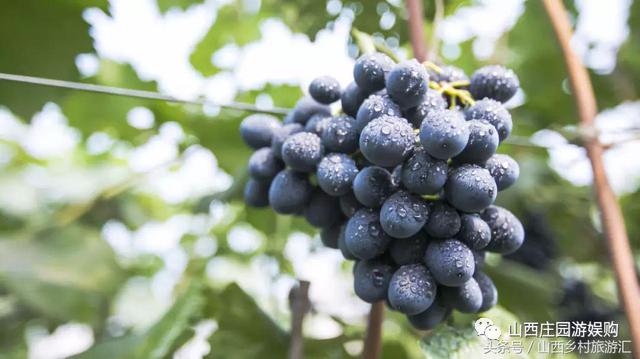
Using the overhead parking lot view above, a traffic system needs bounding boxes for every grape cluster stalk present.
[240,53,524,330]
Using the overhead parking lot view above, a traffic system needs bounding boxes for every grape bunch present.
[240,53,524,330]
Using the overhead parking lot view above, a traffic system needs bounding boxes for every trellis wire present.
[0,72,289,116]
[3,72,633,152]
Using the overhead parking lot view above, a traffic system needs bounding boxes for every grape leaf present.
[420,307,545,359]
[157,0,204,13]
[131,281,205,359]
[0,226,124,327]
[206,283,352,358]
[0,0,106,117]
[190,2,264,77]
[72,281,204,359]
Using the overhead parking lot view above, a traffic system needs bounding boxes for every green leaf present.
[157,0,204,13]
[0,226,124,327]
[206,283,352,358]
[132,281,205,359]
[71,335,142,359]
[419,323,482,359]
[190,2,264,76]
[73,281,204,359]
[420,307,542,359]
[0,0,106,117]
[206,283,288,358]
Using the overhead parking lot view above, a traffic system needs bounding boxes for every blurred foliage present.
[0,0,638,358]
[0,0,107,117]
[0,226,124,327]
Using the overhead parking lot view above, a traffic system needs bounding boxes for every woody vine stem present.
[542,0,640,356]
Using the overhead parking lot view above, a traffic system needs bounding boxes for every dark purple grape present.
[309,76,341,104]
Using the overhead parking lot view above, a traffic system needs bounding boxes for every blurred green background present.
[0,0,638,358]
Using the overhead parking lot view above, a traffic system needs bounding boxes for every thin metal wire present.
[0,72,290,115]
[5,72,628,151]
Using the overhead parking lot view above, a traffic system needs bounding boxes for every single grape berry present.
[403,89,447,128]
[304,114,332,136]
[355,94,401,132]
[268,170,312,214]
[420,109,470,160]
[425,201,461,239]
[271,123,304,159]
[248,147,284,180]
[389,232,430,265]
[240,114,281,149]
[341,82,369,117]
[465,98,513,142]
[353,166,394,208]
[337,225,357,260]
[290,97,331,125]
[316,153,359,196]
[445,164,497,213]
[458,214,491,250]
[339,192,363,218]
[353,53,394,92]
[345,208,392,260]
[474,270,498,312]
[359,115,414,167]
[386,60,430,109]
[322,115,359,154]
[407,298,451,330]
[283,111,295,125]
[388,264,437,315]
[309,76,341,104]
[485,154,520,191]
[429,65,469,83]
[320,223,342,249]
[353,257,395,303]
[440,278,483,313]
[470,65,520,103]
[390,164,403,189]
[304,189,342,227]
[425,238,475,287]
[473,249,486,271]
[481,206,525,255]
[281,132,324,172]
[244,178,271,207]
[380,190,429,239]
[453,120,499,164]
[400,147,448,195]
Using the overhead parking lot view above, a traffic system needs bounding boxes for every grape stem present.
[430,81,476,107]
[352,28,401,63]
[373,40,401,63]
[288,280,311,359]
[543,0,640,355]
[351,28,376,55]
[423,61,443,74]
[363,301,385,359]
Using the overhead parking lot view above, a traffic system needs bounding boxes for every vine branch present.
[363,301,385,359]
[406,0,428,62]
[288,280,311,359]
[543,0,640,355]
